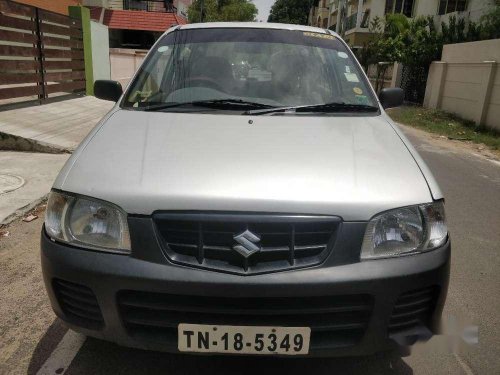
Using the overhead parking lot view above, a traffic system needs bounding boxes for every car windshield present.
[122,28,378,113]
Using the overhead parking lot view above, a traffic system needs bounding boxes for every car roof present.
[178,22,339,37]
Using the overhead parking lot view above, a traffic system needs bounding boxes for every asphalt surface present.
[0,124,499,374]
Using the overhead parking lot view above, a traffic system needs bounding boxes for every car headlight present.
[361,201,447,260]
[45,191,131,254]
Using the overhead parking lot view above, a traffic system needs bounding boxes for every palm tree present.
[384,13,410,37]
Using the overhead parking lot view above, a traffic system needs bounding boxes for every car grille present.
[388,286,439,335]
[153,213,340,274]
[53,279,104,329]
[118,291,373,351]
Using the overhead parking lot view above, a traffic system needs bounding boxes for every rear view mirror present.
[379,88,404,109]
[94,80,123,102]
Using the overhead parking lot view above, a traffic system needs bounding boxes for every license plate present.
[178,324,311,355]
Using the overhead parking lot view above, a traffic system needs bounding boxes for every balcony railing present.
[344,11,370,31]
[122,0,177,13]
[345,13,357,31]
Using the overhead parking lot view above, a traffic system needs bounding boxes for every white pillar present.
[336,1,342,33]
[476,61,497,126]
[426,62,448,109]
[390,62,403,88]
[355,0,363,28]
[327,1,333,29]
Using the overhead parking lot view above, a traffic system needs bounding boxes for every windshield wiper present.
[142,99,275,112]
[245,102,379,115]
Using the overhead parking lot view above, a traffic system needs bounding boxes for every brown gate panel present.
[0,0,34,17]
[1,72,40,84]
[39,7,86,97]
[0,0,39,101]
[0,29,36,43]
[0,13,35,29]
[0,0,86,104]
[0,59,38,70]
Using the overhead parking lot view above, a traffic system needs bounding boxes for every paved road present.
[0,125,498,374]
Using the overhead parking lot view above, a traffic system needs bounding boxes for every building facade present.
[14,0,82,15]
[84,0,189,49]
[308,0,330,28]
[309,0,496,48]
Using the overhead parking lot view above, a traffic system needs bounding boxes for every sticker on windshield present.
[157,46,169,52]
[353,87,363,95]
[303,32,335,40]
[345,73,359,82]
[355,95,370,105]
[338,52,348,58]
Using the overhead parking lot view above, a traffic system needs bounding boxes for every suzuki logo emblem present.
[233,229,261,258]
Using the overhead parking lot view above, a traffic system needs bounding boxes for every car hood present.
[56,110,432,221]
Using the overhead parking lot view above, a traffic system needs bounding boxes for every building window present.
[438,0,468,15]
[124,1,146,11]
[385,0,415,17]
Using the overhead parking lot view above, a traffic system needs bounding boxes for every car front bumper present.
[40,222,450,357]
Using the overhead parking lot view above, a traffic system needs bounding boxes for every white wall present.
[442,38,500,63]
[110,48,147,88]
[82,0,109,7]
[369,0,386,20]
[424,39,500,131]
[366,0,493,21]
[176,0,191,18]
[90,21,111,81]
[468,0,496,21]
[108,0,124,9]
[414,0,439,17]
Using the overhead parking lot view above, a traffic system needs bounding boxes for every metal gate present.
[400,65,429,105]
[0,0,85,106]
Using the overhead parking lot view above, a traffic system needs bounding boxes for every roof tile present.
[90,8,186,32]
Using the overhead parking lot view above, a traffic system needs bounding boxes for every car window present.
[122,28,377,111]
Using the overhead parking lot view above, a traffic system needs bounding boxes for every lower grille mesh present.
[118,291,373,351]
[389,286,439,335]
[53,279,104,329]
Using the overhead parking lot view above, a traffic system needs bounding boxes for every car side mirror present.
[94,80,123,102]
[379,88,404,109]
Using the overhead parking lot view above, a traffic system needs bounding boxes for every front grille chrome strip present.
[153,213,341,275]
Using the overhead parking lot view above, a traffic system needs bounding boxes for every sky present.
[253,0,274,22]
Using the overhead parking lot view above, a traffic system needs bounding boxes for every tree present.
[479,3,500,40]
[357,3,500,102]
[384,13,410,37]
[401,16,441,68]
[188,0,258,23]
[358,16,405,92]
[267,0,311,25]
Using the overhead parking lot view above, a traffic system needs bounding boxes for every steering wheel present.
[184,76,225,92]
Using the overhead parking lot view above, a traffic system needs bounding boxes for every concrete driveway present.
[0,97,113,151]
[0,125,498,374]
[0,97,113,224]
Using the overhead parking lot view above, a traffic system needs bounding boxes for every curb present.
[0,132,71,154]
[0,194,48,226]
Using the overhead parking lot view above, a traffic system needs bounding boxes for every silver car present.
[41,23,450,357]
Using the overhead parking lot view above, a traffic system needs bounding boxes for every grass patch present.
[387,106,500,152]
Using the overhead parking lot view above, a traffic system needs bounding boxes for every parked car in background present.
[41,23,450,357]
